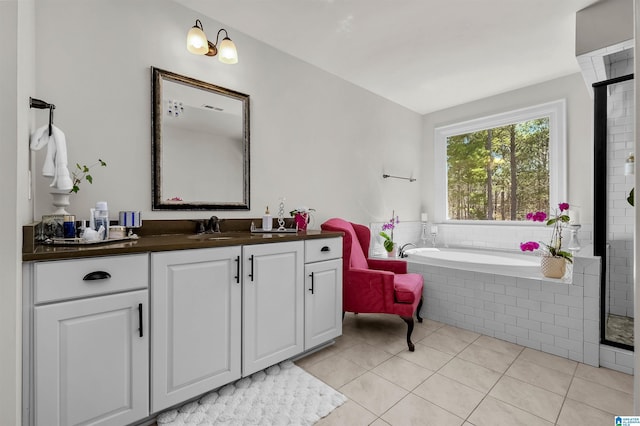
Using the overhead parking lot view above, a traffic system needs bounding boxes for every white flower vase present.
[540,256,566,279]
[50,188,71,215]
[387,243,398,258]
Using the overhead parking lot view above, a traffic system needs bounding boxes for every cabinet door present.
[34,290,148,426]
[305,259,343,349]
[243,241,304,376]
[151,247,241,413]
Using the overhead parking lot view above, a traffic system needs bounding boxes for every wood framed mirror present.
[151,67,250,210]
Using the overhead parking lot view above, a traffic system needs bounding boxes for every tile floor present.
[295,313,634,426]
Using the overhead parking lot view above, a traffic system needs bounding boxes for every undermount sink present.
[187,234,235,241]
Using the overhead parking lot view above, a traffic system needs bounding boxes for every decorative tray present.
[42,236,138,245]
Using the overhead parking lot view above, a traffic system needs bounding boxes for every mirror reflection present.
[152,67,250,210]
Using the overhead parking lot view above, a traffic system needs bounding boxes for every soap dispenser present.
[262,206,272,231]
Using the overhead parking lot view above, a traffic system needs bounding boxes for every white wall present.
[1,0,35,424]
[31,0,423,227]
[421,73,593,241]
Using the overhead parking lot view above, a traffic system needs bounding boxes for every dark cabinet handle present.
[138,303,143,338]
[248,255,254,281]
[82,271,111,281]
[321,246,330,252]
[309,272,314,294]
[235,256,240,283]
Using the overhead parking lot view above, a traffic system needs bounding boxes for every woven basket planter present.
[540,256,566,279]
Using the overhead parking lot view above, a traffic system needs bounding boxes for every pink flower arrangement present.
[520,241,540,251]
[526,211,547,222]
[520,203,572,263]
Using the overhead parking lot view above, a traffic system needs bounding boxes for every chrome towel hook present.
[29,97,56,136]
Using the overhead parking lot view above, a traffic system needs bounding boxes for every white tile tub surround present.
[407,255,601,367]
[433,222,593,253]
[367,221,590,255]
[600,344,634,375]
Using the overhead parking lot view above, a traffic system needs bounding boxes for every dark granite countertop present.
[23,219,343,261]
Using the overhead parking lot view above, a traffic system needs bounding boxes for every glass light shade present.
[625,153,635,176]
[625,161,634,176]
[218,37,238,64]
[187,26,209,55]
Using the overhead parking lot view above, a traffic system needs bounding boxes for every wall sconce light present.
[187,19,238,64]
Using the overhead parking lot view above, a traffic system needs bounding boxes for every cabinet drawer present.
[305,238,342,263]
[34,254,149,304]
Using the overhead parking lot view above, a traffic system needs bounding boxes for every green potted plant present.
[520,202,572,278]
[70,159,107,193]
[379,211,398,257]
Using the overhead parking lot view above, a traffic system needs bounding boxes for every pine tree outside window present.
[434,100,567,222]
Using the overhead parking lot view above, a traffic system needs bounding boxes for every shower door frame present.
[593,73,634,351]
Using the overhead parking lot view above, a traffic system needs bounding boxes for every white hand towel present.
[29,124,73,191]
[49,125,73,191]
[29,125,56,177]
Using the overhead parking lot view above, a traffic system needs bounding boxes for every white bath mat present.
[156,361,346,425]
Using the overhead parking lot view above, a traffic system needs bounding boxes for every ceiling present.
[175,0,599,114]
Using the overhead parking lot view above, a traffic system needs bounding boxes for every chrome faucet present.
[399,242,417,258]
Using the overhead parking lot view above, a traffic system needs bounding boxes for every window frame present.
[433,99,567,223]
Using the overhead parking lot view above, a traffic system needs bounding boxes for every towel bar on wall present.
[382,174,416,182]
[29,97,56,136]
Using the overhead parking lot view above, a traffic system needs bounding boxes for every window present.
[434,100,566,222]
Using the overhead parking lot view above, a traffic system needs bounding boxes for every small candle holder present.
[277,198,286,231]
[430,224,438,247]
[420,222,429,247]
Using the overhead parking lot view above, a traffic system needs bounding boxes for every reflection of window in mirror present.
[152,67,250,210]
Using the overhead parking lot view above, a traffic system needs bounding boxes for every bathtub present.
[403,247,541,277]
[403,247,599,367]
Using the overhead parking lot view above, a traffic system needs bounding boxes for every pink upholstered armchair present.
[321,218,424,351]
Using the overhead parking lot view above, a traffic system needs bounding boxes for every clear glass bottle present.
[94,201,109,240]
[262,206,272,231]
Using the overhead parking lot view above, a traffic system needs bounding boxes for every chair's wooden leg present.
[342,311,345,320]
[416,297,424,323]
[401,316,415,351]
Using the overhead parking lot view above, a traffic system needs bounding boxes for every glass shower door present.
[593,73,634,350]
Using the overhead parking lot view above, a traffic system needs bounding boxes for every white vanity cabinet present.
[24,254,149,426]
[304,238,343,350]
[242,241,304,376]
[23,233,342,426]
[150,247,242,413]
